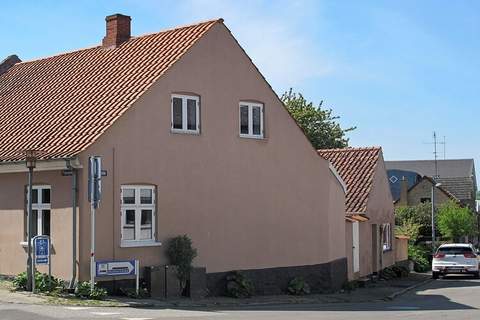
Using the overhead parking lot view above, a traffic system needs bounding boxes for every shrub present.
[13,272,63,293]
[408,245,430,272]
[287,277,311,295]
[166,235,198,295]
[119,287,149,299]
[226,271,254,298]
[437,200,476,242]
[75,282,107,300]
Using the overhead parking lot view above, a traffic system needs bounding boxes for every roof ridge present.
[16,18,223,66]
[317,146,381,153]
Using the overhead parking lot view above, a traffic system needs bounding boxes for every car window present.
[438,247,473,255]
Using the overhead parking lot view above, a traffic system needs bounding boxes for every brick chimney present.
[398,176,409,206]
[102,14,131,48]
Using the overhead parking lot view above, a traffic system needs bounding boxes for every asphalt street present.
[1,275,479,319]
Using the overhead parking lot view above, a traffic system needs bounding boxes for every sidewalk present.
[0,273,432,308]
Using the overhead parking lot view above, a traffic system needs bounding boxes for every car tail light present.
[464,253,476,258]
[434,253,445,259]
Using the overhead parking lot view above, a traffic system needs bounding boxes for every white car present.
[432,243,480,279]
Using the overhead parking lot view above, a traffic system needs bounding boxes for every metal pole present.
[70,166,77,289]
[135,260,139,297]
[431,184,436,253]
[26,166,34,291]
[90,202,96,292]
[32,238,36,293]
[48,237,52,290]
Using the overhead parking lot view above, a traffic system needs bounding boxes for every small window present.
[27,185,51,237]
[382,223,392,251]
[171,94,200,134]
[420,197,431,203]
[121,185,156,243]
[239,102,264,138]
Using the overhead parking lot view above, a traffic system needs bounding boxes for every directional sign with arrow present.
[96,260,137,277]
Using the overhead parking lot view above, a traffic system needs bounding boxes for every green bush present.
[75,282,107,300]
[13,272,63,293]
[408,245,430,272]
[119,287,149,299]
[226,271,255,298]
[166,235,198,294]
[287,277,311,295]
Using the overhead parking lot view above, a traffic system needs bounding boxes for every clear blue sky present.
[1,1,479,176]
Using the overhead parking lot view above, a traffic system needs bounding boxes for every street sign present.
[96,260,137,277]
[34,236,50,265]
[88,156,102,208]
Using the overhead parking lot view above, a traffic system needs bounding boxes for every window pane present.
[140,189,153,204]
[42,210,50,236]
[240,105,249,134]
[172,97,183,129]
[42,188,50,204]
[124,210,135,240]
[187,99,197,131]
[140,210,153,240]
[252,106,261,135]
[32,189,38,204]
[123,189,135,204]
[32,210,38,237]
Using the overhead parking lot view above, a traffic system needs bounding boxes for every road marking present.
[91,312,122,316]
[65,307,92,310]
[120,318,153,320]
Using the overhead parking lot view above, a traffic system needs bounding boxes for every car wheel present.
[432,272,440,279]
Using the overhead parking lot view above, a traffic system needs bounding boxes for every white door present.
[352,222,360,273]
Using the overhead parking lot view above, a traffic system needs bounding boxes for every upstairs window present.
[239,102,264,139]
[121,185,156,244]
[27,185,51,237]
[171,94,200,134]
[382,223,392,251]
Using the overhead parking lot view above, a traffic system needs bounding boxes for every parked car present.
[432,244,480,279]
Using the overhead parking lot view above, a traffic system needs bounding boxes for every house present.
[317,147,395,280]
[386,159,477,212]
[395,175,460,207]
[0,14,347,295]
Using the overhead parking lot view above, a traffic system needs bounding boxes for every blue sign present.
[34,236,50,265]
[96,260,137,277]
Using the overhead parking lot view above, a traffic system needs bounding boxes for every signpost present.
[32,235,51,293]
[96,260,140,295]
[88,156,102,291]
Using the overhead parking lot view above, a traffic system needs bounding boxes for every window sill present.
[239,134,266,140]
[170,129,200,135]
[383,247,392,253]
[120,240,162,248]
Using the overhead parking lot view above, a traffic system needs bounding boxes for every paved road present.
[1,276,479,319]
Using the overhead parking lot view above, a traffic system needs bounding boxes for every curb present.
[384,278,434,301]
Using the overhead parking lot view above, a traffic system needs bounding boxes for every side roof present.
[318,147,381,214]
[0,19,221,162]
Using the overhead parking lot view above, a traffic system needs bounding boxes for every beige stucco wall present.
[353,152,395,278]
[395,237,408,262]
[0,170,77,278]
[72,22,346,280]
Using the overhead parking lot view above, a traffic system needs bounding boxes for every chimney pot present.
[102,14,131,48]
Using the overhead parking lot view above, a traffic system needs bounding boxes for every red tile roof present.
[0,19,221,162]
[318,147,381,214]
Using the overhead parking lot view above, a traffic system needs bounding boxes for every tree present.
[281,89,355,149]
[166,235,198,295]
[395,203,432,239]
[437,201,476,242]
[395,218,421,244]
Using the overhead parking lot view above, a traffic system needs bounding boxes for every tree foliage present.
[437,201,476,242]
[281,89,355,149]
[166,235,198,294]
[395,218,421,244]
[395,203,432,239]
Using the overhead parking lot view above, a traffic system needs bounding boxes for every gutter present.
[0,157,82,173]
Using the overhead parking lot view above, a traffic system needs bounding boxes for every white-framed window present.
[171,94,200,134]
[239,101,264,139]
[121,185,157,245]
[27,185,51,237]
[382,223,392,251]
